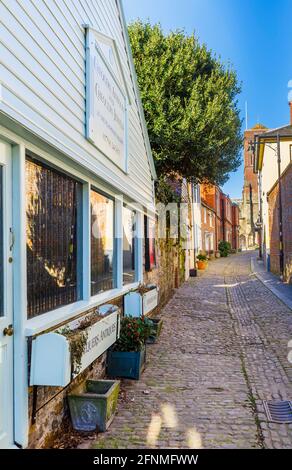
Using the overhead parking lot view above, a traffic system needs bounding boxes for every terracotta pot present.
[197,260,207,270]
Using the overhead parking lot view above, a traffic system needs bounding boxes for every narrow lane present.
[92,252,292,449]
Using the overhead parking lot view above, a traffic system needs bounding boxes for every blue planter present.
[107,346,146,380]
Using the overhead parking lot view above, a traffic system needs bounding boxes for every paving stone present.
[88,252,292,449]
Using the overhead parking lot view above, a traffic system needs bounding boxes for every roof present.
[117,1,157,180]
[255,125,292,171]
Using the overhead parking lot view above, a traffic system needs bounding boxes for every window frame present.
[122,204,137,286]
[24,146,141,337]
[90,186,116,296]
[144,215,157,272]
[25,153,83,319]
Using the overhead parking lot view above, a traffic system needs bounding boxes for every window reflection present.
[123,206,136,285]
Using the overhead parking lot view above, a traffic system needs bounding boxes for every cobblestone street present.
[93,252,292,449]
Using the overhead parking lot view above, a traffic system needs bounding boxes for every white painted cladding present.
[0,0,155,207]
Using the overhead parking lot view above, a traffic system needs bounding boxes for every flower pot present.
[189,268,197,277]
[68,379,120,432]
[197,260,207,270]
[215,252,221,259]
[107,345,146,380]
[146,318,163,344]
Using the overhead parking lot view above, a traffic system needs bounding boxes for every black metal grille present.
[0,166,3,317]
[263,400,292,423]
[26,156,81,318]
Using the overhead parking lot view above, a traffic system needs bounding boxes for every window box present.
[124,284,158,317]
[68,379,120,432]
[106,345,146,380]
[30,306,120,387]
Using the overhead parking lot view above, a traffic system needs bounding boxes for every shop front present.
[0,0,156,448]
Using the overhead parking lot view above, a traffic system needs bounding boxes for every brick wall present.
[268,163,292,281]
[201,203,216,256]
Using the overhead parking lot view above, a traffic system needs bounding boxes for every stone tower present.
[239,124,267,250]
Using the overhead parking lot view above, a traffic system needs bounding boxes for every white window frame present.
[18,142,142,337]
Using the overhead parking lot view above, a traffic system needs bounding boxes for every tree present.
[128,21,242,186]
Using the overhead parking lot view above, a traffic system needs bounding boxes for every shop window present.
[144,216,156,271]
[26,155,82,318]
[91,189,114,295]
[122,206,136,285]
[0,167,3,317]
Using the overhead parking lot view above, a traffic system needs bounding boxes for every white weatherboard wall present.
[0,0,155,209]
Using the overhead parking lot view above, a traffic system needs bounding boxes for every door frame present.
[0,139,14,448]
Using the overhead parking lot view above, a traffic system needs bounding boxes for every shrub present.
[197,253,208,262]
[218,240,231,257]
[113,316,151,352]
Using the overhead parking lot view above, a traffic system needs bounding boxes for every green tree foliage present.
[128,21,242,185]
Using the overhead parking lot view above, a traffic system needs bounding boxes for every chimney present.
[290,101,292,125]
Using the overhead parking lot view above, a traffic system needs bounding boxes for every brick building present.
[200,184,238,254]
[220,192,233,245]
[239,125,267,250]
[201,200,216,256]
[232,203,240,251]
[267,161,292,281]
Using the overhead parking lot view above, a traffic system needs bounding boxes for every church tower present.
[239,124,267,249]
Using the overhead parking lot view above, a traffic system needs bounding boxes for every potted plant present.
[68,379,120,432]
[146,317,163,344]
[197,253,208,270]
[218,240,231,258]
[107,316,151,380]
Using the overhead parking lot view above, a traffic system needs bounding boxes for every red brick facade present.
[220,193,233,245]
[200,183,239,253]
[232,204,240,250]
[267,162,292,282]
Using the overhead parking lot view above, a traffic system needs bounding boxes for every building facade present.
[232,203,240,251]
[220,192,233,246]
[0,0,164,449]
[255,103,292,279]
[239,125,267,250]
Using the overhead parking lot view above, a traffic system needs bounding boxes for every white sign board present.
[30,311,120,387]
[143,289,158,315]
[76,311,120,377]
[86,29,127,170]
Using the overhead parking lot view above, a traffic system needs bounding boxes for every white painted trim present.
[12,143,28,448]
[136,211,143,283]
[114,196,123,290]
[25,282,139,337]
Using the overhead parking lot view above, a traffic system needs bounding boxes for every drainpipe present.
[258,171,263,259]
[249,183,255,246]
[277,133,284,278]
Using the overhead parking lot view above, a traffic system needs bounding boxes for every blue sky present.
[123,0,292,198]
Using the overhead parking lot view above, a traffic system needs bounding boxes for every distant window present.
[91,189,115,295]
[0,167,3,317]
[123,206,136,285]
[290,145,292,162]
[204,208,207,223]
[145,216,156,271]
[26,155,82,318]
